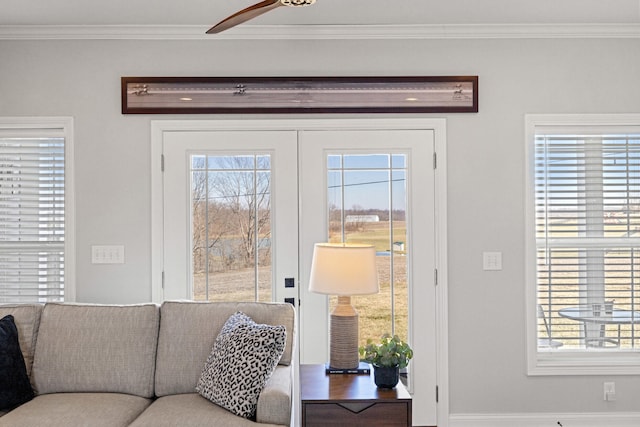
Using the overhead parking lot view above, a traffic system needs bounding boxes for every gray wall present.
[1,36,639,416]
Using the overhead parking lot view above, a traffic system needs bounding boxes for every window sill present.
[529,350,640,376]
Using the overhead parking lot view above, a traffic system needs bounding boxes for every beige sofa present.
[0,301,295,427]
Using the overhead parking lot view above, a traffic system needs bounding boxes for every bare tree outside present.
[191,154,272,301]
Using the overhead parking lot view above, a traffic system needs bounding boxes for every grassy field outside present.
[194,220,409,347]
[537,220,640,349]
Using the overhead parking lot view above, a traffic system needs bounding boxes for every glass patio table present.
[558,306,640,348]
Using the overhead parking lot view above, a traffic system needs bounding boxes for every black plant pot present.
[373,365,399,389]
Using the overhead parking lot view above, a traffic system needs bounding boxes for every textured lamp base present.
[329,296,359,370]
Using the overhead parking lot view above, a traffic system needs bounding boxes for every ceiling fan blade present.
[207,0,283,34]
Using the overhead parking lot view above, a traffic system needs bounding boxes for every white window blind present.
[535,128,640,351]
[0,129,67,302]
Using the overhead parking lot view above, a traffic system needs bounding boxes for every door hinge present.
[161,154,165,172]
[161,271,165,289]
[434,268,438,286]
[433,152,437,169]
[436,385,439,402]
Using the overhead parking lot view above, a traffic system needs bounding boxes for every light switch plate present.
[91,245,125,264]
[483,251,502,271]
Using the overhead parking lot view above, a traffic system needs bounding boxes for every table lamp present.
[308,243,379,370]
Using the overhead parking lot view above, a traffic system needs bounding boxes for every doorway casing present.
[150,117,449,427]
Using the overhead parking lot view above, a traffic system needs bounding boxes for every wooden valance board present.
[121,76,478,114]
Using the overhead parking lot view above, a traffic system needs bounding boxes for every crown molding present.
[1,23,639,41]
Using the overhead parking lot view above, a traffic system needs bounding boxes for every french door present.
[161,130,298,304]
[152,119,446,427]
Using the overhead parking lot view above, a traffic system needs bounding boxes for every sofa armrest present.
[256,365,292,426]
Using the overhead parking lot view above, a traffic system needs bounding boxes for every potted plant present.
[359,333,413,388]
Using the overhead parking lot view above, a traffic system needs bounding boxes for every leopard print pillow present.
[196,311,287,419]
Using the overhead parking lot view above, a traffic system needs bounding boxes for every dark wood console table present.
[300,364,412,426]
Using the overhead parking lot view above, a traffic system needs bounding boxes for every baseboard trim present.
[449,412,640,427]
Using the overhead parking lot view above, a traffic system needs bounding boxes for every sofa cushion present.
[31,303,159,398]
[196,312,286,419]
[155,301,295,397]
[0,393,151,427]
[128,394,285,427]
[0,304,42,378]
[0,315,34,410]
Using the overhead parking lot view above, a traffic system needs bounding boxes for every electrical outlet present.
[604,382,616,401]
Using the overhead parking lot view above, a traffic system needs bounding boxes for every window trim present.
[0,117,75,302]
[525,113,640,375]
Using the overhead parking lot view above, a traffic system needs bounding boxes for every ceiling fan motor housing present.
[281,0,316,6]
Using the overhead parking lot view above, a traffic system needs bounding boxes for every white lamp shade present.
[308,243,379,296]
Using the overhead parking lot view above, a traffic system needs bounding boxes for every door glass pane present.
[327,153,409,346]
[190,153,272,302]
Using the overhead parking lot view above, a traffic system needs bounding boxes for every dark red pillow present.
[0,315,34,410]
